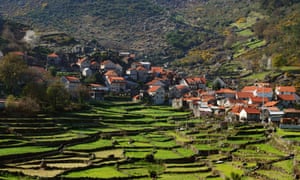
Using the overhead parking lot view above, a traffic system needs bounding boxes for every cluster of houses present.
[1,49,300,128]
[172,83,300,127]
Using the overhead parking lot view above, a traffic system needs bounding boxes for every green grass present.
[159,173,211,180]
[166,132,192,143]
[283,136,300,141]
[66,139,112,151]
[165,166,210,173]
[125,151,150,159]
[250,143,286,156]
[65,166,128,178]
[247,39,266,49]
[280,66,300,72]
[175,148,195,157]
[226,139,250,145]
[214,162,244,178]
[276,128,300,136]
[152,140,179,148]
[0,172,35,180]
[119,167,149,177]
[194,144,217,151]
[0,146,55,156]
[242,71,271,80]
[237,29,253,37]
[256,170,294,180]
[154,150,182,160]
[273,160,294,174]
[233,149,281,162]
[1,102,299,180]
[165,162,205,168]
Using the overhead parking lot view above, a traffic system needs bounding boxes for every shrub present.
[145,153,154,162]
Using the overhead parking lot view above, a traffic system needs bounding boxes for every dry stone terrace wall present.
[0,102,299,179]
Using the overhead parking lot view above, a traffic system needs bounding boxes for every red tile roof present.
[277,94,296,101]
[216,88,236,94]
[231,105,244,114]
[267,107,280,112]
[147,79,162,86]
[243,107,260,114]
[105,70,118,77]
[109,77,126,83]
[13,51,25,56]
[101,60,114,65]
[284,108,300,113]
[250,97,269,103]
[151,67,164,74]
[183,97,201,101]
[136,66,147,71]
[201,95,215,102]
[185,77,206,85]
[241,86,257,92]
[90,61,98,65]
[255,87,273,93]
[65,76,80,83]
[48,53,59,58]
[228,99,247,105]
[176,85,189,90]
[264,101,279,107]
[236,92,253,99]
[148,85,162,93]
[89,83,104,88]
[276,86,296,93]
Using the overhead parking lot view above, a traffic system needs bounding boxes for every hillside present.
[0,0,299,70]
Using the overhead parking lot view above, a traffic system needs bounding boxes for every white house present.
[180,77,206,91]
[107,77,126,92]
[89,83,109,101]
[148,85,165,105]
[239,107,260,121]
[61,76,81,95]
[253,87,273,100]
[275,86,296,95]
[262,107,284,124]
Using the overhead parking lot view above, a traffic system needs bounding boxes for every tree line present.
[0,53,89,116]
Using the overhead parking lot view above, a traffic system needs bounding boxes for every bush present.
[145,153,154,162]
[5,95,40,116]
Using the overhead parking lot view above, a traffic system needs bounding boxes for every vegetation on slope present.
[0,0,299,78]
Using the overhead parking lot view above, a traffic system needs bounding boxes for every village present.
[0,45,300,129]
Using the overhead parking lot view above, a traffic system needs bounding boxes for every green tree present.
[48,66,57,77]
[22,82,47,106]
[4,95,18,113]
[212,80,223,90]
[272,54,287,67]
[0,53,28,95]
[46,82,70,111]
[74,85,90,104]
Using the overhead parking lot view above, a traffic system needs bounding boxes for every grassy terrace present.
[0,101,299,179]
[0,146,55,157]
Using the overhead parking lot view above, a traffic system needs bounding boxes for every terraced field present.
[0,102,299,179]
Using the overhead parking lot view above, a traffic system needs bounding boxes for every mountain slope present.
[0,0,174,55]
[0,0,299,69]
